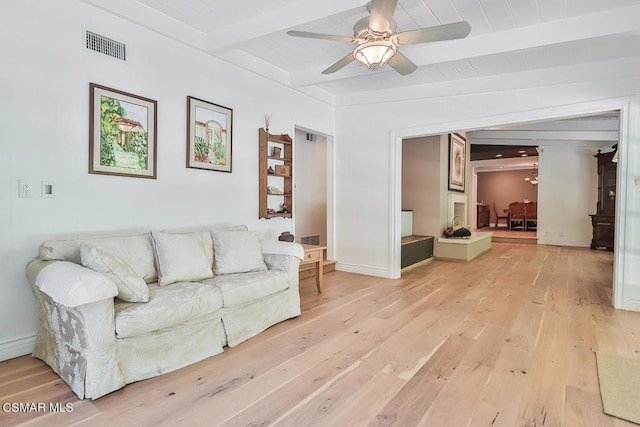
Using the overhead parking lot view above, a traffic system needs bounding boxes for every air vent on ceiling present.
[85,30,126,61]
[301,235,320,245]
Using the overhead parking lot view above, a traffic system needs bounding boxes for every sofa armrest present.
[263,253,301,275]
[261,240,304,260]
[31,260,118,307]
[26,259,123,399]
[261,241,303,276]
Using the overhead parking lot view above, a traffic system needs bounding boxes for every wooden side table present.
[301,244,326,292]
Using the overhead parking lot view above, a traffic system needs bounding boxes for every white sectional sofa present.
[25,225,304,400]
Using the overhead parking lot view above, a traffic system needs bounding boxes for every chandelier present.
[524,164,539,186]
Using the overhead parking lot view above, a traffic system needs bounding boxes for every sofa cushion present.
[151,230,214,286]
[114,282,223,339]
[39,234,158,283]
[203,270,290,308]
[80,245,149,303]
[210,229,267,275]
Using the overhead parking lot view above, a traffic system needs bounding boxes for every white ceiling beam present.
[215,49,291,87]
[289,4,640,87]
[213,48,336,106]
[81,0,366,53]
[471,157,541,172]
[470,130,619,141]
[469,139,618,147]
[80,0,207,50]
[206,0,366,52]
[484,117,620,132]
[335,56,640,107]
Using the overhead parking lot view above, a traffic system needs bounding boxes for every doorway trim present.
[389,98,632,309]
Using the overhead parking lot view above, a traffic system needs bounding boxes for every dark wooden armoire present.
[589,147,616,251]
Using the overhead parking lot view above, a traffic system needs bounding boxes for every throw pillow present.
[210,229,268,275]
[151,230,214,286]
[81,245,150,303]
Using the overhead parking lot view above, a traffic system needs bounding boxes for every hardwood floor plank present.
[469,369,528,426]
[368,334,474,426]
[565,385,615,427]
[419,359,492,426]
[0,370,60,399]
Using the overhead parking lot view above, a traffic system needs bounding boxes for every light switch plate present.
[41,181,55,198]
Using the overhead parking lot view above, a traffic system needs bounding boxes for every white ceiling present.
[82,0,640,104]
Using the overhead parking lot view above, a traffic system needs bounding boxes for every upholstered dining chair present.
[525,202,537,231]
[492,202,508,229]
[508,202,526,230]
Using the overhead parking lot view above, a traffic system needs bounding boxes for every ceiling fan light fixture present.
[353,41,396,71]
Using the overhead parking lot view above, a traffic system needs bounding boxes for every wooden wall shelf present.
[259,128,293,219]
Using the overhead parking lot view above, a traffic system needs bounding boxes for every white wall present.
[401,136,441,237]
[0,1,334,360]
[536,143,608,247]
[294,129,327,245]
[334,76,640,311]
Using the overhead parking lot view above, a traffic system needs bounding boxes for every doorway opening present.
[391,103,627,309]
[293,126,335,262]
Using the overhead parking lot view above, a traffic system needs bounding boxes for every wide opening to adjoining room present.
[394,107,624,305]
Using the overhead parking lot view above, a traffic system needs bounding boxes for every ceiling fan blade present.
[322,53,356,74]
[393,21,471,46]
[368,0,398,33]
[386,51,418,75]
[287,30,358,44]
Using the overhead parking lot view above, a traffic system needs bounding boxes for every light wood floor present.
[476,228,538,245]
[2,243,639,426]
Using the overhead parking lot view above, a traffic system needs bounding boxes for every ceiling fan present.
[287,0,471,76]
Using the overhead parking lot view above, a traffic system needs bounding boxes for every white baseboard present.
[0,335,36,361]
[335,262,391,278]
[623,298,640,312]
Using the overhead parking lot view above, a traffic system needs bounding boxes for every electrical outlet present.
[18,180,33,198]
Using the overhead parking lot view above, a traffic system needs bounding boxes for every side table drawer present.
[303,249,321,263]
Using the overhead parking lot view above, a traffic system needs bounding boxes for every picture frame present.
[187,96,232,172]
[448,133,466,192]
[271,146,282,158]
[89,83,157,178]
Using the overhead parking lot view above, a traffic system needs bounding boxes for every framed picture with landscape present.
[89,83,157,179]
[448,133,466,192]
[186,96,232,173]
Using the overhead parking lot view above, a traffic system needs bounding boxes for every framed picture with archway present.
[186,96,233,173]
[448,133,466,192]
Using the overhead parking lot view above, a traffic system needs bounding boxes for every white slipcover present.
[26,227,303,399]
